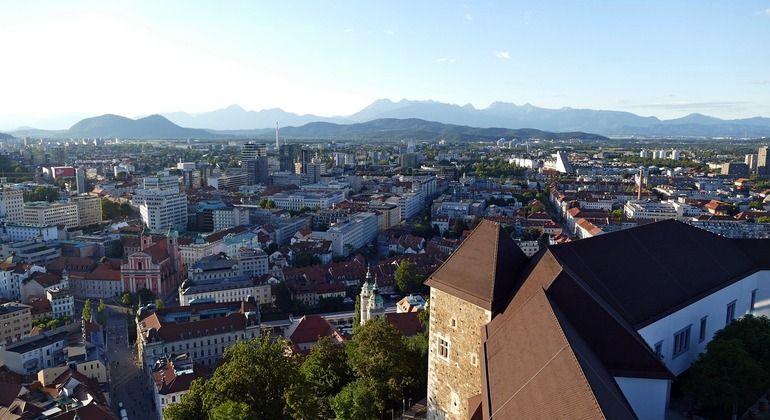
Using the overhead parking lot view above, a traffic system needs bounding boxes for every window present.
[437,336,450,360]
[726,300,737,326]
[672,325,691,358]
[699,316,708,342]
[449,318,457,328]
[751,289,759,313]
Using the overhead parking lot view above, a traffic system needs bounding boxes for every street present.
[106,307,158,419]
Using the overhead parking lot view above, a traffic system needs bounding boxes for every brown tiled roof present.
[26,296,52,315]
[154,361,212,395]
[26,272,61,287]
[142,312,247,342]
[289,315,340,344]
[384,312,424,337]
[480,289,637,420]
[425,220,528,313]
[204,225,249,243]
[0,382,22,407]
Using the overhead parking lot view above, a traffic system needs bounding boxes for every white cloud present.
[755,8,770,16]
[384,29,395,36]
[464,13,473,21]
[494,51,511,60]
[435,57,457,63]
[344,28,353,33]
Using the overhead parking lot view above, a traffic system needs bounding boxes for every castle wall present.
[427,287,491,420]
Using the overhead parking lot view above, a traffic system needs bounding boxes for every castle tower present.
[425,220,528,420]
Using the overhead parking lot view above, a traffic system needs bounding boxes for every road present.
[106,307,158,419]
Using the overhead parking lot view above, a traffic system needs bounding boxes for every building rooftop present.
[425,219,528,314]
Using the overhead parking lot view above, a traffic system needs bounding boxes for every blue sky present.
[1,0,769,129]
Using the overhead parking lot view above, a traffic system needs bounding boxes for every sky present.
[1,0,769,129]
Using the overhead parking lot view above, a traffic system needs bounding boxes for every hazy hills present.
[11,98,770,139]
[161,99,770,137]
[11,114,604,141]
[222,118,606,141]
[0,132,14,140]
[163,104,341,130]
[66,114,215,139]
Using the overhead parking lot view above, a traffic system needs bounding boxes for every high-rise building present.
[242,143,269,185]
[75,168,86,194]
[298,149,312,174]
[0,188,24,223]
[758,147,769,175]
[746,153,759,172]
[133,172,188,233]
[304,160,324,184]
[245,158,269,185]
[241,142,267,162]
[279,144,300,172]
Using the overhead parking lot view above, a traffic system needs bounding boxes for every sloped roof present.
[425,220,528,313]
[289,315,340,344]
[384,312,424,337]
[548,219,763,328]
[481,289,637,420]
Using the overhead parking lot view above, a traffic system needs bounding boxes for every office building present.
[133,172,188,233]
[0,188,24,222]
[0,302,32,344]
[758,146,769,175]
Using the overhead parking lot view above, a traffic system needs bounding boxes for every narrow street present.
[107,307,157,419]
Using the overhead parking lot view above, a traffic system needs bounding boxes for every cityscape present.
[2,2,770,420]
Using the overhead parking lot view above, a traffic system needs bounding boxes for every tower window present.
[437,336,450,360]
[449,318,457,328]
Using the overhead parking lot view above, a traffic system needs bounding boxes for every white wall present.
[615,376,670,420]
[637,270,770,375]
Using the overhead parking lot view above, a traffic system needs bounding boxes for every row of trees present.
[23,186,59,202]
[165,316,428,420]
[81,298,107,325]
[101,198,133,220]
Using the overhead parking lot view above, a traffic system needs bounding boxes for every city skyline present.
[2,1,770,129]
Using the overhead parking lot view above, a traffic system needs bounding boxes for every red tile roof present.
[384,312,424,337]
[289,315,341,344]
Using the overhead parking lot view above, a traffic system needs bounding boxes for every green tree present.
[164,336,309,419]
[300,337,353,418]
[331,379,381,420]
[682,338,766,418]
[155,298,165,309]
[395,260,419,294]
[209,400,256,420]
[758,216,770,224]
[346,317,414,408]
[749,200,765,210]
[164,380,206,420]
[97,299,107,325]
[82,299,92,321]
[711,315,770,372]
[121,292,132,307]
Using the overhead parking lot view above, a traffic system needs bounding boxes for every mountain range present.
[161,99,770,137]
[8,114,605,141]
[223,118,605,142]
[8,99,770,139]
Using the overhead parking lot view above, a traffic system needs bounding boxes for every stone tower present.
[425,220,528,420]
